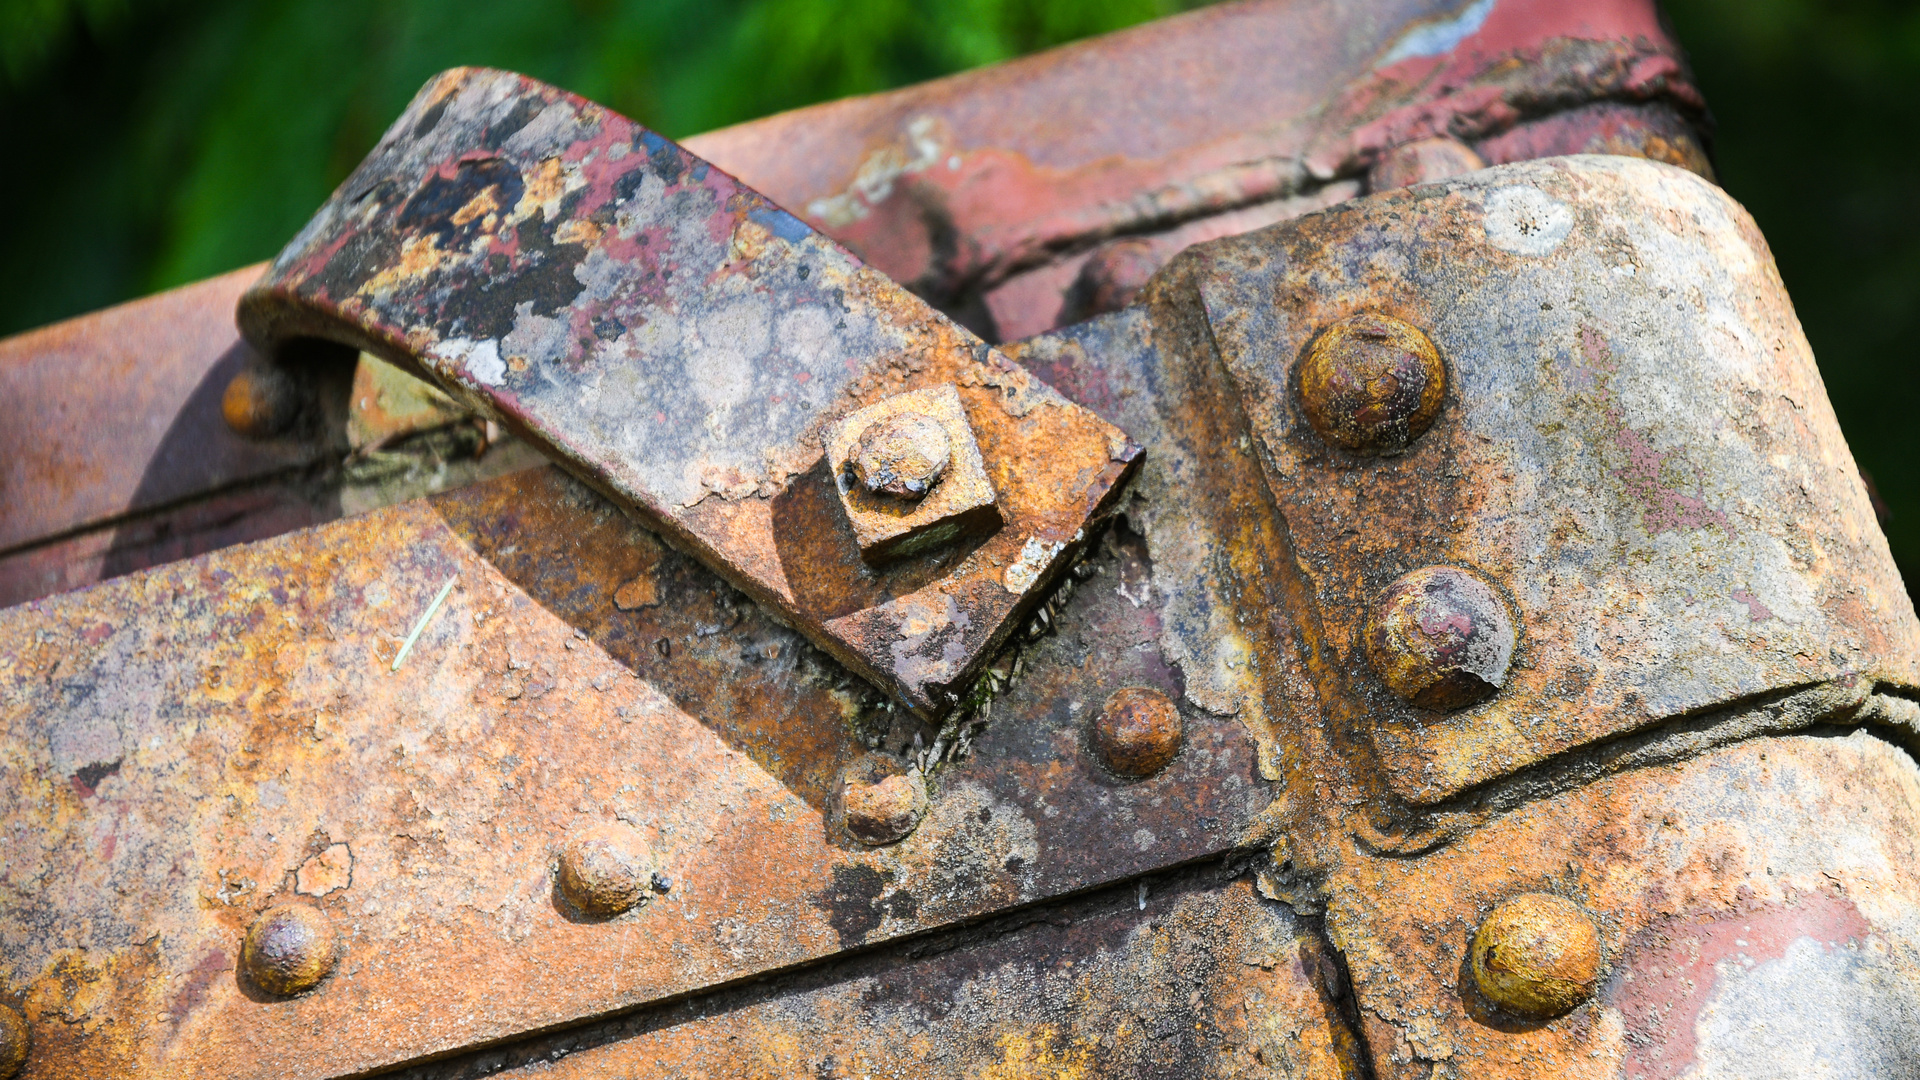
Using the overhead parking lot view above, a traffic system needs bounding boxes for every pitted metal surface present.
[238,68,1140,721]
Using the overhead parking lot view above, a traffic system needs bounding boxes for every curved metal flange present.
[237,68,1140,718]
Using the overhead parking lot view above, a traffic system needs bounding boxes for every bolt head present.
[1295,312,1445,455]
[852,412,952,500]
[221,364,302,439]
[1092,687,1183,778]
[0,1002,26,1080]
[1470,893,1603,1019]
[241,903,337,997]
[1365,566,1515,711]
[557,823,654,917]
[841,762,928,845]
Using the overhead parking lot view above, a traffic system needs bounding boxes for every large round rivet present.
[1092,687,1183,778]
[841,759,928,846]
[1295,312,1445,455]
[0,1002,27,1080]
[221,364,302,440]
[241,903,337,997]
[557,823,655,917]
[1365,565,1515,711]
[852,411,951,500]
[1470,893,1603,1019]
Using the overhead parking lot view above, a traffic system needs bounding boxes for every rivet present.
[556,823,655,917]
[220,364,302,439]
[1365,565,1515,711]
[1092,687,1182,778]
[841,760,928,845]
[0,1002,27,1080]
[240,903,337,997]
[1295,312,1445,455]
[1470,893,1602,1019]
[852,411,951,500]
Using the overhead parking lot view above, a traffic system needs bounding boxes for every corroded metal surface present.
[1324,731,1920,1078]
[1191,156,1920,804]
[0,463,1264,1079]
[238,68,1139,719]
[393,868,1366,1080]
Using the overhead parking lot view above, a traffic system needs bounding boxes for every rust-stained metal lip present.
[236,67,1141,720]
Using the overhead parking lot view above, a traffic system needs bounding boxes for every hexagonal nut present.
[1470,893,1603,1019]
[240,903,338,997]
[557,822,655,917]
[826,384,1000,563]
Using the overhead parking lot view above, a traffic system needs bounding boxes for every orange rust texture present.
[406,873,1365,1080]
[1189,157,1920,806]
[1323,732,1920,1078]
[0,463,1269,1080]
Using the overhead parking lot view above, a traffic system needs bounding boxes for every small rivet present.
[1470,893,1603,1019]
[556,823,655,917]
[0,1001,27,1080]
[841,760,928,845]
[240,903,337,997]
[1365,565,1515,711]
[852,411,951,500]
[221,364,302,439]
[1092,687,1182,778]
[1295,312,1445,455]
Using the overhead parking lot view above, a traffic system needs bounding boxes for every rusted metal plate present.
[391,868,1365,1080]
[237,68,1140,719]
[1189,155,1920,804]
[1322,729,1920,1078]
[0,265,323,554]
[688,0,1709,340]
[0,1,1712,606]
[0,460,1265,1080]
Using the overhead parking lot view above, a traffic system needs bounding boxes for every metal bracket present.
[237,68,1141,718]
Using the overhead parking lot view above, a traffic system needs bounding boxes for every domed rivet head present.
[1092,687,1182,778]
[1365,565,1515,711]
[0,1002,27,1080]
[221,364,303,439]
[556,823,655,917]
[241,903,337,997]
[840,759,928,846]
[852,411,952,500]
[1470,893,1603,1019]
[1295,312,1445,455]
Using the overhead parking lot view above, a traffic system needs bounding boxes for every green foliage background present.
[2,0,1917,593]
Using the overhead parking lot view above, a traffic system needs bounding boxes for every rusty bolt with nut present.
[241,903,337,996]
[1092,687,1183,778]
[841,759,929,845]
[1365,565,1516,711]
[852,411,952,500]
[1295,311,1446,456]
[1470,893,1603,1019]
[557,823,655,917]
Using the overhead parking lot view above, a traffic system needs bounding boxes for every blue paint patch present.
[749,205,815,244]
[1377,0,1497,67]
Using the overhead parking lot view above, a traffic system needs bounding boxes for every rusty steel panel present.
[688,0,1708,339]
[1189,156,1920,804]
[238,67,1140,720]
[0,461,1266,1080]
[392,869,1365,1080]
[1323,730,1920,1078]
[0,265,320,555]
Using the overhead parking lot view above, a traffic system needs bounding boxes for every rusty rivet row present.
[1470,893,1604,1018]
